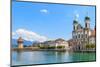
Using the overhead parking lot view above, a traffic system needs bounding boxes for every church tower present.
[73,20,78,31]
[17,37,23,49]
[73,15,79,31]
[85,16,90,29]
[84,16,91,49]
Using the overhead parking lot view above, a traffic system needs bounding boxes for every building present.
[32,38,69,49]
[89,27,96,44]
[71,15,96,51]
[54,38,69,49]
[17,37,24,49]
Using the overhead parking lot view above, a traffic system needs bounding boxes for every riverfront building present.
[89,27,96,45]
[70,15,96,51]
[32,38,69,49]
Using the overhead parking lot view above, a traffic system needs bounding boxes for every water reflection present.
[12,51,96,66]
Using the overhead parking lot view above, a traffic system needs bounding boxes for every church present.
[70,15,96,51]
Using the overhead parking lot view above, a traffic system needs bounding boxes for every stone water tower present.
[17,37,23,49]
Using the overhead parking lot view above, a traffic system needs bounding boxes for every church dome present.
[73,20,78,24]
[85,16,90,20]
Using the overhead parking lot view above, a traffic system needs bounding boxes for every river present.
[12,51,96,66]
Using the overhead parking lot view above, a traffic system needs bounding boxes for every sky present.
[12,0,96,42]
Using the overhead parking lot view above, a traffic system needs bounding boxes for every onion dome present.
[73,20,78,24]
[85,16,90,20]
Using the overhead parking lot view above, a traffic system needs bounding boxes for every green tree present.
[90,44,95,49]
[86,44,95,50]
[57,46,65,49]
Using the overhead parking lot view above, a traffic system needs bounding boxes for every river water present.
[12,51,96,66]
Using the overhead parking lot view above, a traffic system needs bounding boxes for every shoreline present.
[12,47,96,52]
[12,47,67,52]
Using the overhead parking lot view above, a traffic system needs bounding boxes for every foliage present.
[57,46,65,49]
[47,46,56,49]
[38,45,65,49]
[85,44,95,49]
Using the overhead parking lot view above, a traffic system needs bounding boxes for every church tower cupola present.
[85,16,90,29]
[73,20,78,31]
[73,15,79,31]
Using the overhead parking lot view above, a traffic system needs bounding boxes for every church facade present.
[70,16,96,51]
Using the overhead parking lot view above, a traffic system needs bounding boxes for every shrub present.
[86,44,90,49]
[39,46,46,49]
[86,44,95,49]
[47,46,56,49]
[57,46,65,49]
[90,44,95,48]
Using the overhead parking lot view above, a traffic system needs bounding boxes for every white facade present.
[39,39,69,49]
[72,16,92,50]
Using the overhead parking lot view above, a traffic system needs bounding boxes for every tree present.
[90,44,95,49]
[86,44,90,49]
[57,46,65,49]
[86,44,95,50]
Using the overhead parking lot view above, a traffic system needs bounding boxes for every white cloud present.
[12,32,15,36]
[12,29,48,42]
[40,9,48,14]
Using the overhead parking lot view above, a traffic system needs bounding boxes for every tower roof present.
[17,37,23,43]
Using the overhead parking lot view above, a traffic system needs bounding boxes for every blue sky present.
[12,1,95,42]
